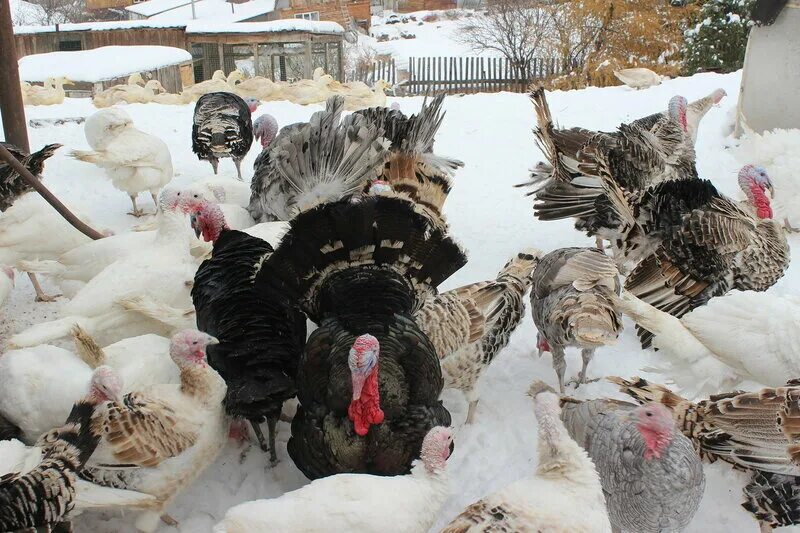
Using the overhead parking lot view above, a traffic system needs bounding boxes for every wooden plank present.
[408,57,414,95]
[437,56,442,95]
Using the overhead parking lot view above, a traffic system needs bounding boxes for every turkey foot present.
[567,376,601,389]
[160,514,179,527]
[128,195,146,217]
[28,273,60,302]
[250,418,279,465]
[568,348,598,388]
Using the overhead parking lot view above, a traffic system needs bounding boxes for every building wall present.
[278,0,370,29]
[86,0,138,9]
[395,0,455,12]
[14,27,188,58]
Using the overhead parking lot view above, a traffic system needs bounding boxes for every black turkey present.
[192,92,258,180]
[0,142,61,212]
[255,195,467,479]
[188,200,306,464]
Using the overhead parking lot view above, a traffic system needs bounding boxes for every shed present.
[17,45,194,94]
[13,19,346,83]
[736,0,800,134]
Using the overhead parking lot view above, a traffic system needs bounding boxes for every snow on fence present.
[351,56,569,94]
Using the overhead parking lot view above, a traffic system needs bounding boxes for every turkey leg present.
[465,387,479,425]
[210,157,219,175]
[234,158,244,181]
[27,272,59,302]
[266,415,278,465]
[551,345,567,394]
[128,195,145,217]
[576,347,596,385]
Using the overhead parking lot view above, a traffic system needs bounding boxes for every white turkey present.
[415,249,541,423]
[18,189,192,297]
[531,247,622,392]
[0,367,156,532]
[0,191,108,302]
[213,426,453,533]
[80,330,228,533]
[613,290,800,396]
[0,327,176,442]
[0,141,61,212]
[192,92,259,180]
[624,165,789,347]
[247,95,389,222]
[9,204,196,348]
[613,67,663,89]
[559,384,705,532]
[441,383,612,532]
[613,376,800,532]
[70,107,173,217]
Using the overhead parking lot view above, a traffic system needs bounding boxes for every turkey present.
[612,376,800,532]
[0,367,155,532]
[0,142,61,212]
[18,189,192,297]
[213,426,453,533]
[255,194,467,479]
[79,330,228,533]
[614,67,663,89]
[0,327,176,443]
[192,92,259,180]
[531,247,622,392]
[253,113,279,149]
[248,95,389,222]
[70,107,173,217]
[10,202,196,348]
[352,94,463,225]
[559,388,705,532]
[0,192,108,302]
[624,166,789,347]
[613,290,800,396]
[521,88,723,256]
[415,249,541,423]
[188,199,306,464]
[441,383,612,533]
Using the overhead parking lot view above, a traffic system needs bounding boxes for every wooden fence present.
[349,55,570,95]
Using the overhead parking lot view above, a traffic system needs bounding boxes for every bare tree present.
[457,0,552,78]
[31,0,90,24]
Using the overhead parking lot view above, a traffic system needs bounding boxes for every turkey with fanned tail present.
[254,194,467,479]
[247,95,389,222]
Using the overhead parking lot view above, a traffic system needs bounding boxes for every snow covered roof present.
[14,19,186,34]
[10,0,45,26]
[126,0,276,22]
[146,0,277,23]
[185,19,344,34]
[18,46,192,83]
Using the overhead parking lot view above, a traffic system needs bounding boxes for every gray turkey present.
[254,193,467,479]
[0,142,61,212]
[559,391,705,532]
[351,94,463,225]
[520,88,722,256]
[612,376,800,532]
[415,248,541,423]
[623,165,789,347]
[187,199,307,464]
[531,247,622,393]
[247,95,389,222]
[192,92,259,180]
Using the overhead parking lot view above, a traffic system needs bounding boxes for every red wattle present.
[749,183,773,219]
[348,370,384,436]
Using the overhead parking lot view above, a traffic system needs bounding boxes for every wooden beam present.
[303,40,312,79]
[0,0,29,151]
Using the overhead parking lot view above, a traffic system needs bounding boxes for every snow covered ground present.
[2,70,800,532]
[361,10,501,69]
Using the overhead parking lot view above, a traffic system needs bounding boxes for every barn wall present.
[395,0,455,12]
[14,28,189,59]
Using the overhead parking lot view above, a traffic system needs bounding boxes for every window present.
[58,40,82,51]
[294,11,320,21]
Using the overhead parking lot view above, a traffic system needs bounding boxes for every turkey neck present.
[155,210,192,249]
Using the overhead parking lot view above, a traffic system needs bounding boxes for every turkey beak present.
[206,335,219,346]
[351,372,367,401]
[766,182,775,198]
[190,214,201,238]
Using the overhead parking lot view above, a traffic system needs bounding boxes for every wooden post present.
[252,43,260,76]
[303,41,312,79]
[0,0,29,152]
[217,43,225,74]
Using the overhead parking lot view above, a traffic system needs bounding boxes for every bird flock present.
[0,79,797,533]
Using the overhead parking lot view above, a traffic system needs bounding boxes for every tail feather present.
[70,325,106,369]
[743,472,800,528]
[9,316,92,348]
[117,296,195,330]
[607,376,692,410]
[68,150,102,164]
[74,479,157,510]
[255,195,467,321]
